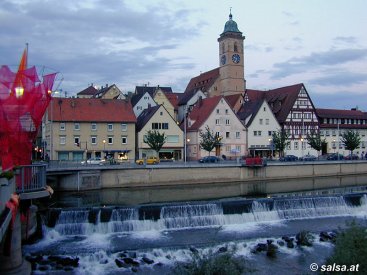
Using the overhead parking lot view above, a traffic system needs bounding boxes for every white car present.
[81,158,104,165]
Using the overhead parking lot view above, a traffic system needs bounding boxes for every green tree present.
[306,130,326,157]
[199,126,222,155]
[341,130,361,156]
[325,222,367,274]
[144,130,166,156]
[272,129,290,157]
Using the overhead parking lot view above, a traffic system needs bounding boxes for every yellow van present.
[135,156,160,165]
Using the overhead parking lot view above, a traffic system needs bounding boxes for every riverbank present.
[48,162,367,204]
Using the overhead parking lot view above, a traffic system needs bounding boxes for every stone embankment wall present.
[54,163,367,201]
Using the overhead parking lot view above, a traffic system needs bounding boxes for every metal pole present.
[50,97,53,160]
[184,109,187,163]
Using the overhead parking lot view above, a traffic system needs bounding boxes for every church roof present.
[221,12,242,36]
[179,68,220,105]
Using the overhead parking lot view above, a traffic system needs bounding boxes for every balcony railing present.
[15,164,47,194]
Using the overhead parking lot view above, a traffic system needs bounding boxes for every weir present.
[45,194,367,236]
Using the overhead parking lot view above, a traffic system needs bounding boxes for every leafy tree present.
[199,126,222,155]
[341,130,361,156]
[306,130,326,156]
[173,251,250,275]
[144,130,166,156]
[272,129,290,157]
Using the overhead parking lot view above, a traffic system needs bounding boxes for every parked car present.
[135,156,160,165]
[344,154,359,160]
[81,157,104,165]
[198,156,221,163]
[299,154,317,161]
[326,153,344,160]
[279,155,298,162]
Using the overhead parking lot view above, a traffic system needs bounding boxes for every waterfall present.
[46,194,367,236]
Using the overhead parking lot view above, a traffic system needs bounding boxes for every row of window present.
[259,119,270,125]
[59,134,182,146]
[216,131,241,139]
[216,109,231,115]
[215,119,231,125]
[60,135,128,146]
[253,131,273,137]
[60,122,128,132]
[152,122,169,130]
[322,118,367,125]
[321,130,366,137]
[292,112,313,119]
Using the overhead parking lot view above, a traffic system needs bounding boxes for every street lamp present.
[103,139,106,158]
[333,139,336,153]
[300,138,304,162]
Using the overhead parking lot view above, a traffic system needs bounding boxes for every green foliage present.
[306,130,326,153]
[173,252,248,275]
[272,129,290,157]
[0,170,14,180]
[341,130,361,154]
[144,130,167,154]
[325,222,367,274]
[199,126,222,155]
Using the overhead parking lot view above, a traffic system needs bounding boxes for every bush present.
[325,222,367,274]
[173,251,249,275]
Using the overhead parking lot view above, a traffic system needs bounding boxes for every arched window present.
[222,43,225,54]
[234,42,238,52]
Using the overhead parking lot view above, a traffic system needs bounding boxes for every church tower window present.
[222,43,225,54]
[234,42,238,52]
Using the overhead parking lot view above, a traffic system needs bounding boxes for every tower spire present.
[229,7,232,20]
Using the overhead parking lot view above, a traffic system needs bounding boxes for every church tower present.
[218,11,246,96]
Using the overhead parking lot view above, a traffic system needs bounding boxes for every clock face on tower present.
[232,54,240,64]
[221,55,226,65]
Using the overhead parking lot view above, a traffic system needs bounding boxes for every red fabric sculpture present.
[0,48,56,172]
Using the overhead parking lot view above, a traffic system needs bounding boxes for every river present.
[24,193,367,274]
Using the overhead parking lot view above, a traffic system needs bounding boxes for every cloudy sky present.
[1,0,367,110]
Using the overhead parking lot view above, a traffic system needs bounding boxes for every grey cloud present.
[312,91,367,111]
[333,36,357,45]
[0,0,203,94]
[271,48,367,79]
[309,71,367,86]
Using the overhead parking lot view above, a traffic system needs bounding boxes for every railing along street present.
[16,164,47,194]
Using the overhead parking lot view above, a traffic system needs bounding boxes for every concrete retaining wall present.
[51,163,367,200]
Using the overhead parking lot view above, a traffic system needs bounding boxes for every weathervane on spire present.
[229,7,232,20]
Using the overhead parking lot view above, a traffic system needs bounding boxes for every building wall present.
[247,101,280,157]
[177,91,206,122]
[133,92,157,117]
[320,127,367,157]
[46,119,135,161]
[187,98,246,160]
[218,35,245,95]
[153,89,176,120]
[137,106,183,159]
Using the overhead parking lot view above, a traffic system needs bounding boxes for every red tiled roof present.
[166,93,180,110]
[265,83,304,123]
[50,98,136,122]
[241,84,310,124]
[187,96,222,130]
[179,68,220,105]
[224,94,243,109]
[77,85,98,96]
[316,108,367,119]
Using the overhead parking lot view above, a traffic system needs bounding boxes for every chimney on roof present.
[106,84,108,88]
[148,103,151,109]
